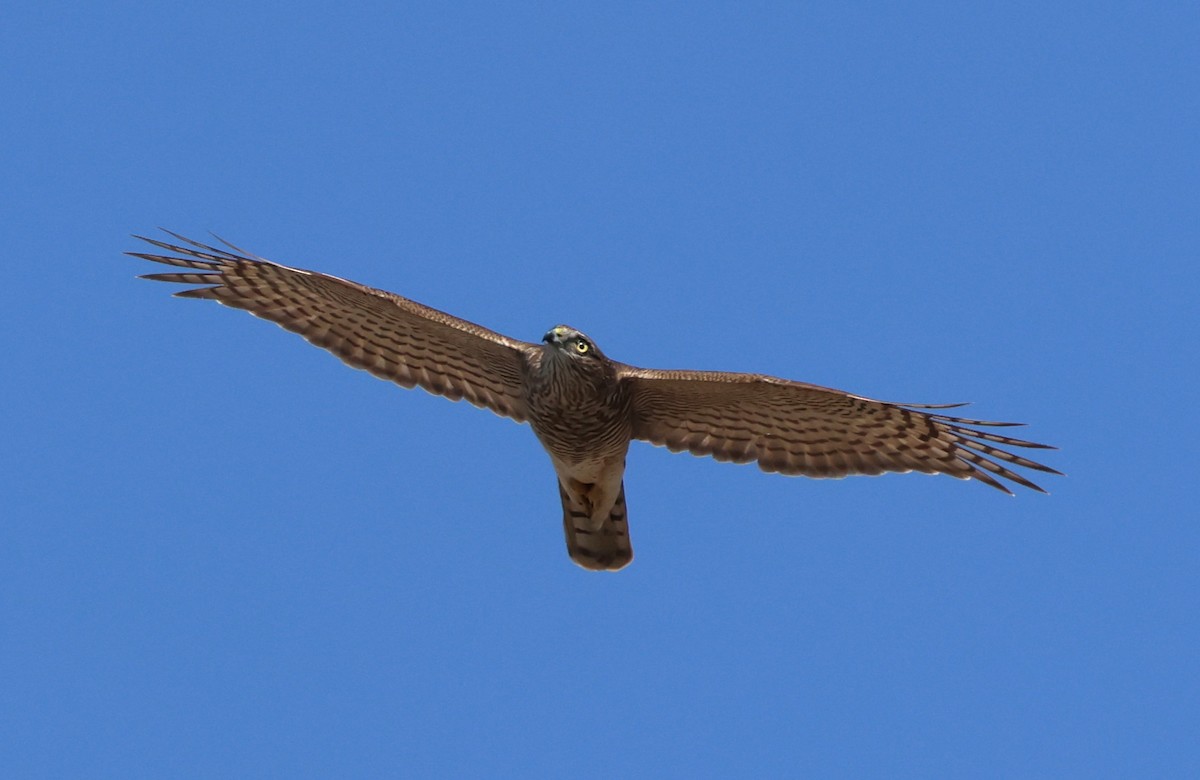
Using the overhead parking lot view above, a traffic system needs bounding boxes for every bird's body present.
[129,231,1061,571]
[524,327,635,568]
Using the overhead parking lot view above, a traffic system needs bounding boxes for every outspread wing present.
[130,231,534,421]
[619,367,1060,494]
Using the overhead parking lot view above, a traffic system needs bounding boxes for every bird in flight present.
[130,231,1060,571]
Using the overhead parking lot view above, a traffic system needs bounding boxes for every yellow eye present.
[575,340,590,354]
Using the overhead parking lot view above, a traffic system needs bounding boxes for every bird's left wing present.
[130,231,535,421]
[618,367,1060,494]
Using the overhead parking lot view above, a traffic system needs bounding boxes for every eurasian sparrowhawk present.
[130,232,1060,571]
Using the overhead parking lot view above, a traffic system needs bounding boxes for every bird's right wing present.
[130,231,535,422]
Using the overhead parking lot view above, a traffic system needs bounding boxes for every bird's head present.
[543,325,601,361]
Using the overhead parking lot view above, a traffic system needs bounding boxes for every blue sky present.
[3,2,1196,776]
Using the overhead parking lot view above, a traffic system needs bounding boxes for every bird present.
[129,231,1060,571]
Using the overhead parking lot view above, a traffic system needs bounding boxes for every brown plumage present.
[129,231,1061,571]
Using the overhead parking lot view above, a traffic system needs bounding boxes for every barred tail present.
[558,481,633,571]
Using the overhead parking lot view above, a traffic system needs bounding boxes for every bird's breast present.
[522,359,632,465]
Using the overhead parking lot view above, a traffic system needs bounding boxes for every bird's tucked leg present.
[563,476,622,528]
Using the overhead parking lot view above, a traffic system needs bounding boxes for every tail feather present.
[558,481,633,571]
